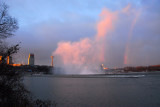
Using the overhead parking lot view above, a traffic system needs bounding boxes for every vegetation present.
[124,65,160,72]
[0,3,56,106]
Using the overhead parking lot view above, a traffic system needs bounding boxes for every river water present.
[24,72,160,107]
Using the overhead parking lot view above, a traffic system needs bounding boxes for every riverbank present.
[25,71,160,78]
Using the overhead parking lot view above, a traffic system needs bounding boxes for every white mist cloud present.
[52,3,160,74]
[52,8,118,74]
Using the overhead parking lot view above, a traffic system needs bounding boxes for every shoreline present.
[24,71,160,78]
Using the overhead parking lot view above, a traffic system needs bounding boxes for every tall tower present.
[28,53,34,65]
[51,56,54,67]
[7,56,12,64]
[0,56,2,64]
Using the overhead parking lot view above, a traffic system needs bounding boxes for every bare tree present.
[0,3,18,39]
[0,3,31,106]
[0,3,56,106]
[0,2,19,64]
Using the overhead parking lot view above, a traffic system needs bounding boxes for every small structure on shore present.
[51,56,54,67]
[28,53,34,65]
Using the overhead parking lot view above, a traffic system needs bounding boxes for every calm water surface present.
[24,72,160,107]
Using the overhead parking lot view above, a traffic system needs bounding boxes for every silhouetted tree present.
[0,3,18,39]
[0,2,30,106]
[0,3,56,106]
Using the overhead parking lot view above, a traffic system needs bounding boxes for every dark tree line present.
[0,3,56,106]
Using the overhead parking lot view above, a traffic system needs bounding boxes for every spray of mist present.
[52,4,142,74]
[52,8,117,74]
[124,8,141,65]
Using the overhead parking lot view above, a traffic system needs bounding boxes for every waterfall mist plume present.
[52,8,117,74]
[52,5,148,74]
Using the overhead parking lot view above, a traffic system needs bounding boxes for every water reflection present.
[24,73,160,107]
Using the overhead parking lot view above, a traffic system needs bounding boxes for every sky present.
[3,0,160,68]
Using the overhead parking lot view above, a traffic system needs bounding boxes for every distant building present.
[28,53,34,65]
[0,56,2,64]
[51,56,54,67]
[0,56,12,64]
[100,64,108,70]
[7,56,13,64]
[0,55,23,66]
